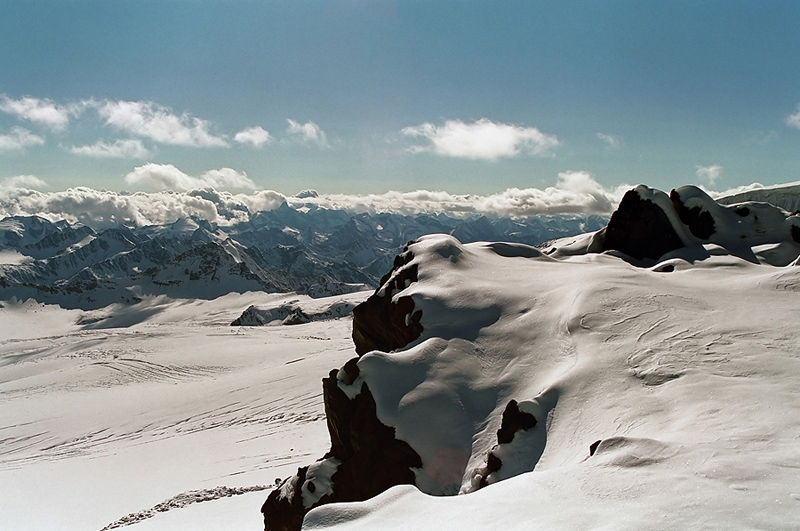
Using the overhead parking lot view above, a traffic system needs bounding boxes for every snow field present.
[310,234,800,529]
[0,292,366,530]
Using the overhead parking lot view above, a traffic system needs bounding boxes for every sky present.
[2,0,800,208]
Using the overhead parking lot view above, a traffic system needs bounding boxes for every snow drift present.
[262,185,800,530]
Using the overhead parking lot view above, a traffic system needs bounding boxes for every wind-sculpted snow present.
[263,184,800,531]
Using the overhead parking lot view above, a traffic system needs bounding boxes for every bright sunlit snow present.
[2,185,800,530]
[0,292,366,530]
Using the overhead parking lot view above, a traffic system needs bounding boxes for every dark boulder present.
[603,189,685,260]
[351,244,423,355]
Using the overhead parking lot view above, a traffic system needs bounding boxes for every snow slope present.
[303,232,800,529]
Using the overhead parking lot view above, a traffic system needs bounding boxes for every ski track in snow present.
[99,485,271,530]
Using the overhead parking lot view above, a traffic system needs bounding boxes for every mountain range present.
[0,204,606,309]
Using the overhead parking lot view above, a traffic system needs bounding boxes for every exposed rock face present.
[477,400,538,489]
[496,399,537,444]
[261,360,422,531]
[791,223,800,244]
[670,189,716,240]
[602,189,685,260]
[351,244,423,355]
[262,243,429,531]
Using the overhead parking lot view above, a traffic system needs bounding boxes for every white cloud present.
[68,139,150,159]
[0,174,48,190]
[0,95,80,131]
[286,119,329,147]
[234,126,272,148]
[124,163,256,191]
[0,184,287,229]
[293,172,627,217]
[596,132,622,149]
[0,172,627,230]
[0,127,45,151]
[401,118,559,160]
[94,100,228,148]
[695,164,722,186]
[786,106,800,129]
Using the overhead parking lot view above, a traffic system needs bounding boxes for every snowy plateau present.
[1,184,800,530]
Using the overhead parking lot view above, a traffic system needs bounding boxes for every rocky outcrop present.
[791,222,800,244]
[261,359,422,531]
[496,399,537,444]
[477,400,538,489]
[351,244,423,355]
[602,188,685,260]
[670,189,715,240]
[262,243,429,531]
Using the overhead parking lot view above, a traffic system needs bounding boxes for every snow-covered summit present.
[262,184,800,530]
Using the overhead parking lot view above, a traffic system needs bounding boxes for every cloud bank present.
[0,171,632,229]
[402,119,559,160]
[0,176,285,229]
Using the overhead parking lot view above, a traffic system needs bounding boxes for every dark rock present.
[603,189,685,260]
[476,399,538,489]
[261,466,308,531]
[496,400,537,445]
[261,364,422,531]
[734,206,750,217]
[351,244,423,355]
[589,439,602,456]
[339,357,360,385]
[670,189,716,240]
[792,224,800,244]
[486,451,503,474]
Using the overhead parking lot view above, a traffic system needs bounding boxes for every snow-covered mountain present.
[2,183,799,531]
[0,206,606,309]
[261,184,800,530]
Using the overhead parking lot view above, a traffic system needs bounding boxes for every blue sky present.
[2,0,800,197]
